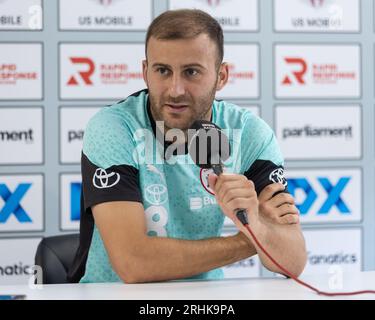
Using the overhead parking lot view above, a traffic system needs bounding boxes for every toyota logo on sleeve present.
[93,168,120,189]
[269,168,287,187]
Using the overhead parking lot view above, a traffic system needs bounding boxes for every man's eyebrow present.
[152,63,171,68]
[182,63,206,69]
[151,63,206,70]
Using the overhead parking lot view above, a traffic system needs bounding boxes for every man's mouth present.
[165,104,189,113]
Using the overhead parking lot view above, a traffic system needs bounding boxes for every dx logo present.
[288,177,351,215]
[0,183,32,223]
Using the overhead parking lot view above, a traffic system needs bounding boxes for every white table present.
[1,271,375,300]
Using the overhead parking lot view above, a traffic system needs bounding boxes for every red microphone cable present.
[242,221,375,297]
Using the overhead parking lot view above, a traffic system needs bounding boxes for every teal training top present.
[67,89,286,283]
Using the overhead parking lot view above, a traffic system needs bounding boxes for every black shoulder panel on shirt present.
[243,159,289,196]
[81,153,143,210]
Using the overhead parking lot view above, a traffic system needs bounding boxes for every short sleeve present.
[81,108,142,210]
[240,115,288,195]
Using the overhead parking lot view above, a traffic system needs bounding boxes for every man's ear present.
[216,62,229,92]
[142,59,148,85]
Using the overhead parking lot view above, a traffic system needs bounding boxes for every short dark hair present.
[145,9,224,67]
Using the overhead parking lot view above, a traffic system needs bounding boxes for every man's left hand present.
[258,183,300,225]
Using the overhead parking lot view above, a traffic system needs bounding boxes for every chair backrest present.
[34,234,79,284]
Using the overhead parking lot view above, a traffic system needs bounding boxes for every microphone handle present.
[235,209,249,225]
[211,163,223,175]
[211,163,249,225]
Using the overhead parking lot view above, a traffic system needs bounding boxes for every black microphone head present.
[187,120,230,169]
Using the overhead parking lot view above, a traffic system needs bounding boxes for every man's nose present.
[168,74,185,98]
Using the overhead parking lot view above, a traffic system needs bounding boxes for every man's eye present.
[185,69,199,76]
[157,67,169,75]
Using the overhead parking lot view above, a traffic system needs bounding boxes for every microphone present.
[187,120,249,225]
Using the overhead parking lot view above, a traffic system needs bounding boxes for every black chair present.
[34,234,79,284]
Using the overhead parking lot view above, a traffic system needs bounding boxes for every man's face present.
[143,34,227,133]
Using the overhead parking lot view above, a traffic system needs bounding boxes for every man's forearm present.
[121,232,257,283]
[242,219,307,277]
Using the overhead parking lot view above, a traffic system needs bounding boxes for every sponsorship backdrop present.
[0,0,374,284]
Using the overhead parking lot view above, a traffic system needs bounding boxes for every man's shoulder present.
[214,99,261,129]
[113,88,149,110]
[87,89,149,130]
[82,89,149,167]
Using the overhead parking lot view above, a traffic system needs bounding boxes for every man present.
[68,9,306,283]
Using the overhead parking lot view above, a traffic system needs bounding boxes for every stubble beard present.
[148,83,217,138]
